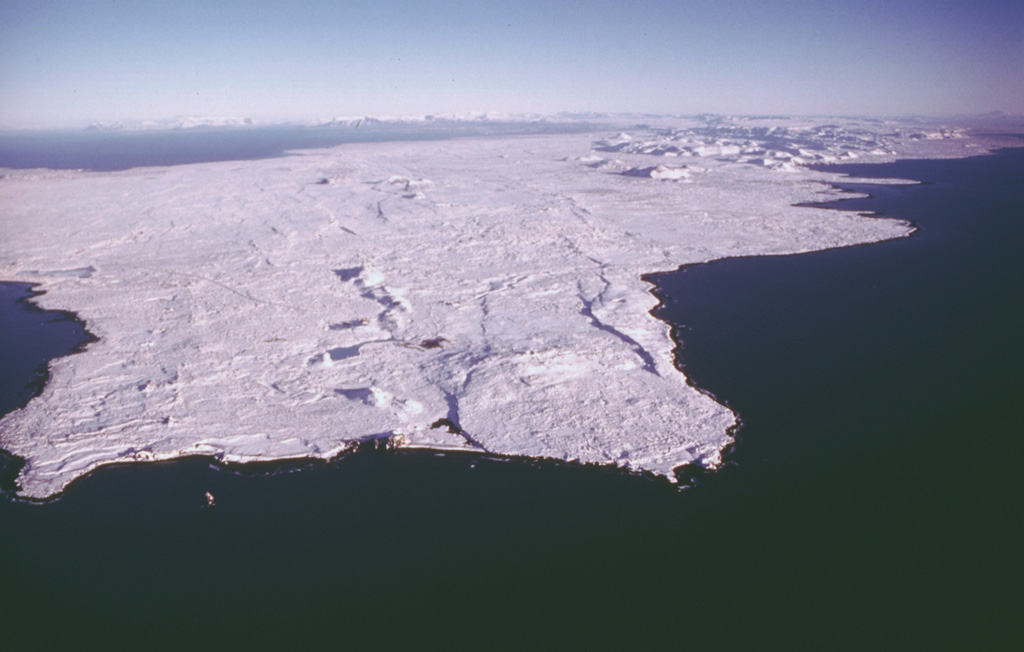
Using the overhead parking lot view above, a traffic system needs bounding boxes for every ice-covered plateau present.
[0,116,998,498]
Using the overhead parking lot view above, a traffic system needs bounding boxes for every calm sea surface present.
[1,146,1021,648]
[0,121,594,171]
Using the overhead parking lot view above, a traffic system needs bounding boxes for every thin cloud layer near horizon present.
[1,0,1022,129]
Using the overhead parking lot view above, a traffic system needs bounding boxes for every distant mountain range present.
[0,110,1016,133]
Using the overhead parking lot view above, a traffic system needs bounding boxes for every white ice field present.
[0,115,998,498]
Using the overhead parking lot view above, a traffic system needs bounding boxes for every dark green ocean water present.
[1,148,1021,648]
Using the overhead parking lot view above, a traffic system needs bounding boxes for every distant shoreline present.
[0,121,604,172]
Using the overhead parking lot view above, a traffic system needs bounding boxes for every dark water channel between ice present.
[1,148,1021,648]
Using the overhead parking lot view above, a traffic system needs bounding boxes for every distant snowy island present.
[0,114,1015,499]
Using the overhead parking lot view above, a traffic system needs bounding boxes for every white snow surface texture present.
[0,116,991,498]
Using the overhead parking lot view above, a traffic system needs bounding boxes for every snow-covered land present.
[0,115,1007,499]
[84,116,260,131]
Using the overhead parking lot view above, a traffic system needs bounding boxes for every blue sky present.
[1,0,1021,128]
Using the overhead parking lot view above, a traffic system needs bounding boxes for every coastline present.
[2,146,1021,648]
[638,146,1024,646]
[1,118,1019,499]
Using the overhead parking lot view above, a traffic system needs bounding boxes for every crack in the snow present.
[333,267,408,335]
[577,281,659,376]
[432,389,489,451]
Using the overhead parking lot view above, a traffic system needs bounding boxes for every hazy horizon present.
[2,0,1022,130]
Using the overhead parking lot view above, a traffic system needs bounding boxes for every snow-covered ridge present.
[304,112,553,128]
[11,111,1019,135]
[589,117,970,171]
[0,116,1014,499]
[85,116,259,131]
[79,112,557,132]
